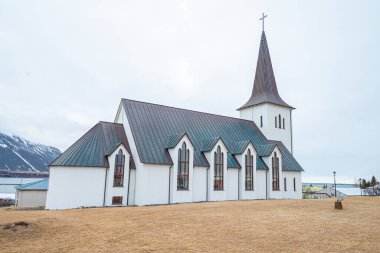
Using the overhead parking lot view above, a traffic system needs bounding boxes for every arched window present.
[214,146,224,190]
[293,178,296,191]
[114,149,125,186]
[284,177,287,191]
[245,149,254,190]
[260,116,263,127]
[275,117,277,128]
[177,142,189,190]
[283,118,285,129]
[272,152,280,191]
[279,114,282,128]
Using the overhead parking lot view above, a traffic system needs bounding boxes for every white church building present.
[46,31,304,209]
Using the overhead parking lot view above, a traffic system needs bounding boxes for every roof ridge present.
[99,121,123,125]
[121,98,256,123]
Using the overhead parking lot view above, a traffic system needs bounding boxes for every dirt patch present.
[0,197,379,252]
[2,221,30,232]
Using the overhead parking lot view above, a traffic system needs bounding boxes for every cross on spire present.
[259,13,268,31]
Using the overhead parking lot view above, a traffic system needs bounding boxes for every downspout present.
[290,110,294,155]
[168,165,172,204]
[238,168,240,200]
[126,167,131,206]
[265,169,268,200]
[206,166,209,201]
[103,167,108,207]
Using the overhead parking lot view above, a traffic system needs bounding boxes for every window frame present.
[177,142,190,190]
[245,149,254,191]
[272,152,280,191]
[112,196,123,205]
[113,149,125,187]
[214,146,224,191]
[284,177,287,191]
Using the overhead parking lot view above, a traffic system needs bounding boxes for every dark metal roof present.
[227,153,241,169]
[50,122,134,168]
[257,143,277,157]
[231,140,253,154]
[269,140,303,172]
[122,99,303,171]
[166,133,187,149]
[238,31,294,110]
[200,137,222,152]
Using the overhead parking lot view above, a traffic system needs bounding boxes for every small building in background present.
[15,179,48,208]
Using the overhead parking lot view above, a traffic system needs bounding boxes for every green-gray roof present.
[51,122,133,168]
[16,179,48,190]
[121,99,303,171]
[201,137,222,152]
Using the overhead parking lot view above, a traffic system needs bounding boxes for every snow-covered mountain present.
[0,132,61,173]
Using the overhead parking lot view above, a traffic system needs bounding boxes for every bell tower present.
[238,18,294,153]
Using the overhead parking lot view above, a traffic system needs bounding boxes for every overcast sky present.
[1,0,379,183]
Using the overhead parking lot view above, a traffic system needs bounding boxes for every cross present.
[259,13,268,31]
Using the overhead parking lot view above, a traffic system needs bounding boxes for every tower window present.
[293,178,296,191]
[283,118,285,129]
[279,114,282,128]
[260,116,263,127]
[275,117,277,128]
[284,177,287,191]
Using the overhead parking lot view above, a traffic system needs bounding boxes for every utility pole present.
[333,171,336,197]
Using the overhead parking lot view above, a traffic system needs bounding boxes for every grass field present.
[0,197,379,252]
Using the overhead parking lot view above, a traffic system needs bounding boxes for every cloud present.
[0,0,379,181]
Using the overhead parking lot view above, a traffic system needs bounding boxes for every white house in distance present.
[15,179,48,208]
[46,30,304,209]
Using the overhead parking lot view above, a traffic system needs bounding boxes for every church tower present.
[238,30,294,153]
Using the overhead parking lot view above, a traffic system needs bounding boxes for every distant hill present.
[0,132,61,173]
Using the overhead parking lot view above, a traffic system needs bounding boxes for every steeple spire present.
[238,31,293,110]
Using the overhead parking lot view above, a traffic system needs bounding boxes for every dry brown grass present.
[0,197,379,252]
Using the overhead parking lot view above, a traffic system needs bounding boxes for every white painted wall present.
[168,135,194,204]
[227,169,239,200]
[204,140,228,202]
[128,168,136,205]
[262,146,283,199]
[104,144,130,206]
[239,103,293,153]
[16,190,47,207]
[256,170,267,199]
[141,163,170,205]
[46,166,106,210]
[192,166,207,202]
[282,171,302,199]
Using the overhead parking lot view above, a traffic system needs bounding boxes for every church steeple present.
[238,24,295,154]
[238,31,293,110]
